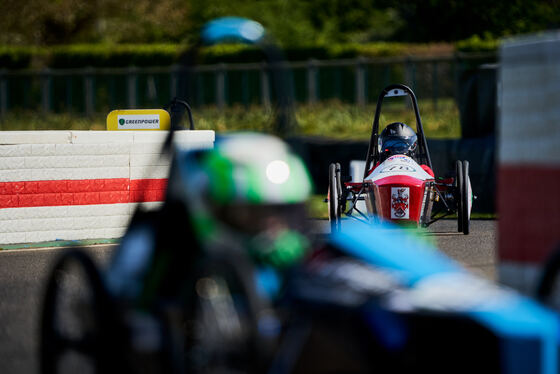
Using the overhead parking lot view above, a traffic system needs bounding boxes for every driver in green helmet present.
[102,132,313,373]
[108,132,313,304]
[169,132,313,270]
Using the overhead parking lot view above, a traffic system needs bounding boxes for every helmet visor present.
[217,202,309,235]
[381,136,417,155]
[217,203,311,268]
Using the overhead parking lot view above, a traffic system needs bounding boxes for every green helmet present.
[202,133,311,205]
[170,133,313,268]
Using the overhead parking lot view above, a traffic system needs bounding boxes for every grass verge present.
[0,98,461,139]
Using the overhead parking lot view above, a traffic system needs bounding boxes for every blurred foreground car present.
[281,221,559,374]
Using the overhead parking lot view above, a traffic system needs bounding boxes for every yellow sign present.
[106,109,171,131]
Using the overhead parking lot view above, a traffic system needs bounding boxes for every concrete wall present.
[497,31,560,295]
[0,130,214,245]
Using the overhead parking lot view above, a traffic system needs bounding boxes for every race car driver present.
[377,121,434,176]
[170,132,313,269]
[104,132,314,372]
[107,132,313,304]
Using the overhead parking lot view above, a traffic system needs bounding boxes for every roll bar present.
[363,84,433,179]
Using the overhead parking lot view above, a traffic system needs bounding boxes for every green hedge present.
[0,40,497,69]
[48,44,184,68]
[455,35,500,53]
[0,46,39,69]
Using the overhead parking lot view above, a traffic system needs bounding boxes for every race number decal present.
[391,187,409,219]
[381,165,416,173]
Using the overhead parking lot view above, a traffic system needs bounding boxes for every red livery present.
[327,84,473,234]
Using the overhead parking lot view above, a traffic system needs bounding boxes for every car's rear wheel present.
[40,249,120,374]
[455,160,464,233]
[328,163,342,233]
[462,160,470,235]
[183,253,275,374]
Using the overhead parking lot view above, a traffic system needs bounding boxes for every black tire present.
[328,163,341,233]
[455,160,464,233]
[40,249,119,374]
[462,160,470,235]
[535,243,560,305]
[335,163,346,214]
[183,252,275,374]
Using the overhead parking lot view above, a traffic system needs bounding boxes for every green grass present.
[295,98,460,139]
[0,98,461,139]
[307,194,330,220]
[0,112,108,131]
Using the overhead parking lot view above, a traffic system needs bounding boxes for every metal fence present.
[0,54,495,116]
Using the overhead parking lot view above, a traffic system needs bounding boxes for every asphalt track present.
[0,219,496,374]
[426,219,496,280]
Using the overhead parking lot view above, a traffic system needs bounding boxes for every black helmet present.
[379,122,418,159]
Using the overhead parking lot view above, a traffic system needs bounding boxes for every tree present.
[0,0,100,45]
[0,0,558,46]
[385,0,560,41]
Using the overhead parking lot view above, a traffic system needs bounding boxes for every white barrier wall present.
[0,130,214,245]
[498,32,560,294]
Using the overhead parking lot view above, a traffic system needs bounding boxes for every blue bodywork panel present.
[331,222,560,374]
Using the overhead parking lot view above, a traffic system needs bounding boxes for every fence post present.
[84,67,95,116]
[0,70,7,117]
[108,78,116,109]
[65,76,73,112]
[453,53,462,101]
[355,57,366,106]
[127,66,138,109]
[196,72,204,106]
[241,70,249,108]
[170,64,179,99]
[260,62,270,109]
[41,68,51,113]
[146,75,157,103]
[216,63,226,110]
[405,57,417,90]
[307,59,318,104]
[432,61,439,110]
[383,65,390,90]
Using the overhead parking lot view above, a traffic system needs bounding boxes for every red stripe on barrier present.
[130,179,168,191]
[498,165,560,264]
[0,178,167,209]
[103,178,131,192]
[41,180,68,193]
[0,195,18,208]
[130,189,166,203]
[100,191,130,204]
